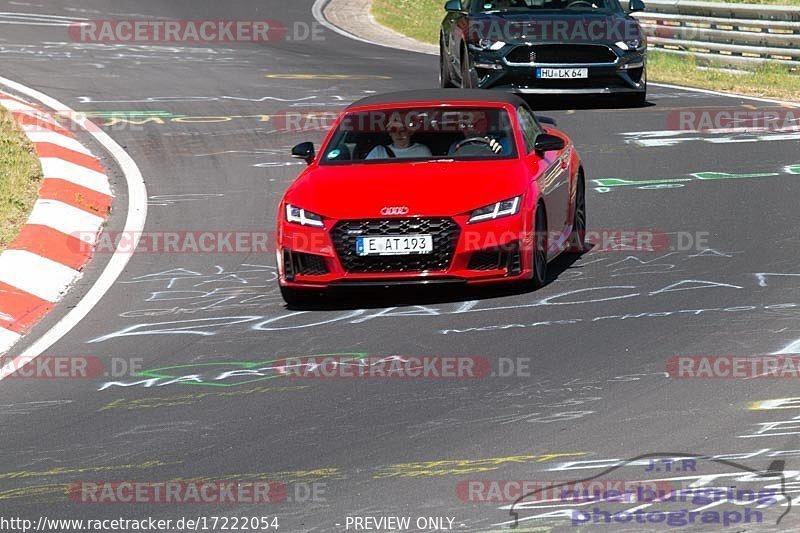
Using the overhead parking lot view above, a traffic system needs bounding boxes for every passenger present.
[366,117,432,160]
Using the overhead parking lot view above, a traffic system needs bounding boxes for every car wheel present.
[440,39,456,88]
[531,204,548,289]
[280,285,320,308]
[629,90,647,107]
[567,173,587,254]
[629,68,647,107]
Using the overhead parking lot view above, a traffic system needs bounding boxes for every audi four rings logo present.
[381,206,410,216]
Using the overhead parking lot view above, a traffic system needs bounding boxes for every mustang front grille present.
[506,44,617,64]
[331,218,460,273]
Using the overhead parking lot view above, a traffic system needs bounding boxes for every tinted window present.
[320,107,518,165]
[516,107,541,154]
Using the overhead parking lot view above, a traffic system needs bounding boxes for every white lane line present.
[27,199,105,244]
[0,328,21,354]
[26,131,93,155]
[773,340,800,355]
[0,76,147,372]
[0,250,80,302]
[650,82,800,108]
[40,158,112,195]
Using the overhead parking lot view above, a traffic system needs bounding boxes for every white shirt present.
[366,143,432,160]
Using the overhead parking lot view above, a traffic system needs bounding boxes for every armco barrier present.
[624,0,800,68]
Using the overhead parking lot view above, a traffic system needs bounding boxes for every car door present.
[441,0,472,80]
[517,106,571,253]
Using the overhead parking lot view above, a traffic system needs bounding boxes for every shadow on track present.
[522,93,655,111]
[283,248,590,311]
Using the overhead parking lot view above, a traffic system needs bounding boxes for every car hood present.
[471,12,639,45]
[284,159,527,220]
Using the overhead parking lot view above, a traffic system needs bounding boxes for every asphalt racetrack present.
[1,1,799,531]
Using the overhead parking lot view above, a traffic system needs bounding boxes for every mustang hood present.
[285,160,528,220]
[470,12,640,44]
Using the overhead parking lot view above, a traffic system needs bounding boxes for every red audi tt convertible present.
[276,90,585,305]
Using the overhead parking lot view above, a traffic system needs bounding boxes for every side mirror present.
[535,115,557,127]
[291,142,315,165]
[445,0,463,12]
[628,0,645,13]
[534,133,566,154]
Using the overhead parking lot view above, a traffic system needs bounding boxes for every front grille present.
[331,218,460,273]
[506,44,617,64]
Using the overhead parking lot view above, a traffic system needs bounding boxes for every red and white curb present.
[0,92,113,354]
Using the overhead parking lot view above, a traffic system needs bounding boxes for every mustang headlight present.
[616,39,645,52]
[468,196,521,224]
[285,204,324,228]
[472,39,506,51]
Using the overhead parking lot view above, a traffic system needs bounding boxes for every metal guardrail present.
[625,0,800,68]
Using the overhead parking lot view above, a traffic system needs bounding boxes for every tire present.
[280,285,320,307]
[629,90,647,107]
[629,67,647,107]
[530,204,548,289]
[440,39,456,88]
[567,173,587,254]
[460,47,477,89]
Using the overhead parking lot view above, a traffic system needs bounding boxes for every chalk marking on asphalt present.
[0,75,147,381]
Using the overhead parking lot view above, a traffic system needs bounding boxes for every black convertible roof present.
[347,89,528,109]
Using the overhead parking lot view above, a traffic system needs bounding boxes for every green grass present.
[372,0,800,101]
[372,0,442,45]
[0,105,42,250]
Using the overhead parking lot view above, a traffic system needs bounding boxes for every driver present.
[448,114,505,155]
[366,116,432,160]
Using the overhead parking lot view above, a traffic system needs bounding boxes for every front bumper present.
[470,45,646,94]
[278,214,533,289]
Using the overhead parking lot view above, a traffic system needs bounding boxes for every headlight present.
[285,204,324,228]
[468,196,521,223]
[474,39,506,51]
[616,39,645,51]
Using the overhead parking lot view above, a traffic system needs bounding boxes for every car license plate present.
[537,68,588,79]
[356,235,433,256]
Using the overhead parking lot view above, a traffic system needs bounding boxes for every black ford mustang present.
[440,0,647,105]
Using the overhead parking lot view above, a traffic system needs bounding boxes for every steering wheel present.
[452,137,502,154]
[566,0,595,8]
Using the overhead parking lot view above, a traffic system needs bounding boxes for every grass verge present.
[0,105,42,251]
[648,52,800,101]
[371,0,800,102]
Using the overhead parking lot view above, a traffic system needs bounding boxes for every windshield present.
[320,107,517,165]
[476,0,624,14]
